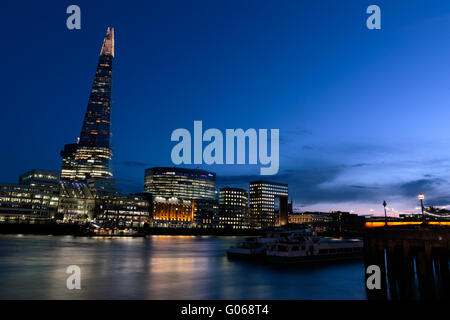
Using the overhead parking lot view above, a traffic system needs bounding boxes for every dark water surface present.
[0,235,366,299]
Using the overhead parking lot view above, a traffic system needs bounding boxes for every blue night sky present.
[2,0,450,216]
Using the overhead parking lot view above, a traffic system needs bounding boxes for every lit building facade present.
[289,213,313,224]
[0,170,61,223]
[193,199,219,228]
[19,169,60,192]
[151,196,195,227]
[58,181,95,223]
[219,187,249,229]
[86,177,119,196]
[94,194,151,228]
[249,180,288,229]
[0,184,60,223]
[60,28,115,183]
[144,167,218,228]
[144,167,217,200]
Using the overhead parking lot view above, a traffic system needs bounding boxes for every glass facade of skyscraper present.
[58,181,95,222]
[60,28,115,182]
[249,180,288,229]
[144,167,217,201]
[144,167,218,228]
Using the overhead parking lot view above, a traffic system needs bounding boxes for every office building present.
[86,178,119,196]
[218,187,249,229]
[144,167,216,200]
[95,194,151,228]
[19,169,60,192]
[0,169,61,223]
[144,167,218,228]
[193,199,219,228]
[58,181,95,223]
[249,180,288,228]
[0,183,60,223]
[151,196,195,227]
[60,28,115,183]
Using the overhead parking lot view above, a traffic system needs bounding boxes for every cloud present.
[350,185,379,189]
[279,128,313,145]
[351,163,369,168]
[397,178,446,197]
[216,157,450,211]
[217,161,382,205]
[119,161,149,167]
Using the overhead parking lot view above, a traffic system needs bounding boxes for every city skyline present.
[2,1,450,216]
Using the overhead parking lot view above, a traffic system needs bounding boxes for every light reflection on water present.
[0,235,366,299]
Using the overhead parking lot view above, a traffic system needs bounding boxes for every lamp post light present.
[418,193,425,221]
[383,200,387,226]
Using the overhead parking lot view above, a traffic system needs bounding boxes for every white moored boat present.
[265,236,363,264]
[226,227,315,260]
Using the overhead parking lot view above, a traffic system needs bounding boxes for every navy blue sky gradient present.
[2,0,450,215]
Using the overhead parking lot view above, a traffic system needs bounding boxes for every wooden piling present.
[364,225,449,300]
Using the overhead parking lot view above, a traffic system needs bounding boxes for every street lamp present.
[418,193,425,221]
[383,200,387,226]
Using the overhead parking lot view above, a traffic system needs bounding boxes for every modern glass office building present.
[0,170,61,223]
[144,167,217,201]
[94,194,151,228]
[219,187,249,229]
[249,180,288,229]
[60,27,115,182]
[58,181,95,222]
[19,169,60,192]
[144,167,218,228]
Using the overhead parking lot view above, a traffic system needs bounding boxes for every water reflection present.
[0,235,366,299]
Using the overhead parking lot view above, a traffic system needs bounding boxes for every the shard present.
[61,28,115,184]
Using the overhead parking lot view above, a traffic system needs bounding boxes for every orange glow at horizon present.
[365,221,450,228]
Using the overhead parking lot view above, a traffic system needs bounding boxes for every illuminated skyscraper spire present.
[79,27,114,149]
[61,28,115,183]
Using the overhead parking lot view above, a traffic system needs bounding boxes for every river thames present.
[0,234,366,299]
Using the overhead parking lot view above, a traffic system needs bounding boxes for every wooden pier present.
[364,225,450,300]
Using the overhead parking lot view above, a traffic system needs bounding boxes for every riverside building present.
[144,167,218,228]
[144,167,216,200]
[94,193,151,228]
[249,180,288,229]
[0,170,60,223]
[57,28,151,226]
[150,196,195,227]
[218,187,249,229]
